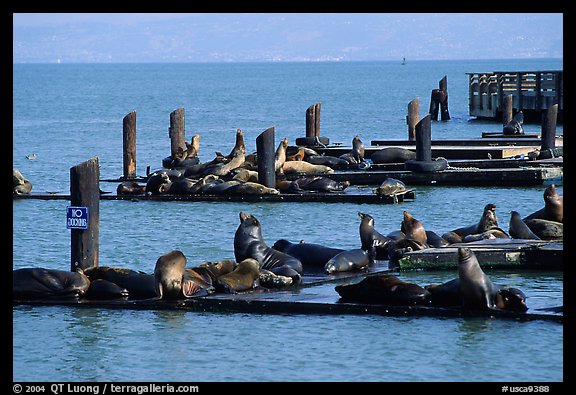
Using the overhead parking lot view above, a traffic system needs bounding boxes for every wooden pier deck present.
[467,70,563,121]
[399,239,563,271]
[13,189,417,205]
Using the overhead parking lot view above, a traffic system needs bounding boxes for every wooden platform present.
[316,145,539,160]
[370,136,563,147]
[13,189,417,205]
[13,284,562,323]
[301,166,563,186]
[399,239,563,271]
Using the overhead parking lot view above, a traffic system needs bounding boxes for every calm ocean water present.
[13,59,563,382]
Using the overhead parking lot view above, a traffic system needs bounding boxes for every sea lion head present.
[495,287,528,312]
[358,212,375,226]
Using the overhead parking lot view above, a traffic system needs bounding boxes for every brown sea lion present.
[13,168,33,195]
[232,168,259,183]
[281,161,334,175]
[185,134,200,159]
[189,175,219,194]
[198,259,237,281]
[400,211,428,245]
[451,203,499,238]
[441,231,463,244]
[117,181,146,195]
[523,184,563,223]
[274,138,289,173]
[202,147,245,177]
[154,250,187,300]
[509,211,541,240]
[335,274,431,305]
[286,147,305,161]
[215,258,261,293]
[374,178,406,196]
[224,181,280,195]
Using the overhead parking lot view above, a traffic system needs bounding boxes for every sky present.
[12,13,564,63]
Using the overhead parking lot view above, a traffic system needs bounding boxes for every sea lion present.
[286,147,305,161]
[458,247,498,310]
[85,279,129,300]
[386,238,428,269]
[358,212,394,260]
[426,278,528,312]
[509,211,541,240]
[13,168,33,195]
[117,181,146,195]
[198,259,237,281]
[274,138,289,173]
[400,211,428,245]
[13,268,91,300]
[185,134,200,159]
[154,250,187,300]
[425,230,451,247]
[288,176,350,193]
[351,135,365,162]
[83,266,156,299]
[181,267,216,297]
[258,269,294,288]
[272,239,345,270]
[374,178,406,196]
[215,258,261,293]
[224,181,280,195]
[281,161,334,176]
[523,219,563,240]
[201,147,245,177]
[503,111,524,135]
[231,168,259,183]
[305,155,350,169]
[234,212,303,275]
[440,231,463,244]
[451,203,500,238]
[169,177,198,195]
[325,249,371,274]
[463,228,510,242]
[188,175,219,194]
[145,172,172,195]
[523,184,563,223]
[370,147,416,164]
[335,274,430,305]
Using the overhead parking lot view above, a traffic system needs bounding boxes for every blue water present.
[13,59,563,382]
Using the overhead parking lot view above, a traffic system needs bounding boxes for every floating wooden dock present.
[297,166,563,186]
[467,70,563,121]
[370,137,563,147]
[13,189,417,205]
[399,239,563,271]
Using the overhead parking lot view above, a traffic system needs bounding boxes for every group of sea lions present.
[358,184,562,267]
[335,246,529,312]
[117,130,361,197]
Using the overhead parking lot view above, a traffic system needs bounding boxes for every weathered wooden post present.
[169,108,186,159]
[407,98,419,141]
[314,103,321,137]
[439,76,450,121]
[305,104,315,138]
[414,115,432,162]
[70,157,99,272]
[429,76,450,121]
[502,94,514,126]
[256,127,276,188]
[122,111,137,180]
[541,104,558,151]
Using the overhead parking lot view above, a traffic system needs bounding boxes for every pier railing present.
[467,70,563,120]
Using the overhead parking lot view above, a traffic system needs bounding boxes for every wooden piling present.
[502,94,514,126]
[256,127,276,188]
[314,103,321,137]
[70,157,100,272]
[415,115,432,162]
[541,104,558,151]
[122,111,137,179]
[429,89,440,121]
[407,98,419,141]
[306,104,315,138]
[169,108,185,159]
[439,76,450,121]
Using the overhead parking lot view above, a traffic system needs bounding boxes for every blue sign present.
[67,206,89,230]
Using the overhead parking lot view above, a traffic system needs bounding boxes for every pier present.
[467,70,563,122]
